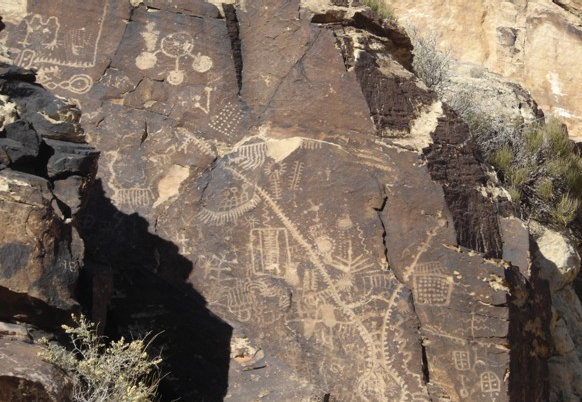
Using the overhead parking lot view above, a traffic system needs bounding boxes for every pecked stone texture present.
[0,0,558,400]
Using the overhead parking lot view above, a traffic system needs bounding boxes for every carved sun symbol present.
[336,273,354,291]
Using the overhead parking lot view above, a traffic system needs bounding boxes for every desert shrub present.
[480,116,582,226]
[507,186,522,203]
[360,0,396,23]
[38,315,162,402]
[443,82,581,225]
[401,23,581,226]
[546,117,573,158]
[551,193,580,226]
[407,27,451,89]
[524,125,543,155]
[535,177,554,201]
[507,166,530,189]
[488,146,513,174]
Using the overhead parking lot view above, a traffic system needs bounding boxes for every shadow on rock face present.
[77,179,232,402]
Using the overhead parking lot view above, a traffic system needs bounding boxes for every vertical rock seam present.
[223,4,243,92]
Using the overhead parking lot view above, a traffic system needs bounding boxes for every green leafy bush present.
[38,315,162,402]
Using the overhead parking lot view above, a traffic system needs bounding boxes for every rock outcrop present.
[2,0,579,401]
[383,0,582,141]
[0,337,73,402]
[0,66,97,400]
[0,64,98,322]
[530,222,582,401]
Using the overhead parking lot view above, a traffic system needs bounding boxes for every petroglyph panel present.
[157,136,431,401]
[208,100,244,139]
[1,0,128,97]
[135,30,213,85]
[250,228,291,278]
[106,5,239,123]
[9,1,528,399]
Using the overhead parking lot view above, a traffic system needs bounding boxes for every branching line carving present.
[226,165,410,401]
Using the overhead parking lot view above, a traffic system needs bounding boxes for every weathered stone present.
[0,59,97,328]
[0,322,31,343]
[530,222,582,401]
[554,0,582,18]
[0,169,79,311]
[500,216,531,277]
[45,139,99,179]
[384,0,582,140]
[0,339,73,402]
[1,79,84,143]
[531,222,581,291]
[0,0,562,400]
[0,120,41,171]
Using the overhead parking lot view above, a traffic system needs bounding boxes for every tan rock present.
[385,0,582,139]
[530,221,580,291]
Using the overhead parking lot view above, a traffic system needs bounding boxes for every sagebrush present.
[407,27,451,89]
[38,315,162,402]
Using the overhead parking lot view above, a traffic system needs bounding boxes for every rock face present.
[0,64,98,322]
[0,338,73,401]
[383,0,582,140]
[0,20,98,397]
[0,0,572,400]
[530,222,582,401]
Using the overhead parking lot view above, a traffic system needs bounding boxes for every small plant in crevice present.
[407,27,451,90]
[359,0,397,23]
[38,315,162,402]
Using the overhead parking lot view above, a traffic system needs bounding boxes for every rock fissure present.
[223,4,243,92]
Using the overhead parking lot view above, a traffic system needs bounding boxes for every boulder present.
[0,60,98,324]
[0,339,73,402]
